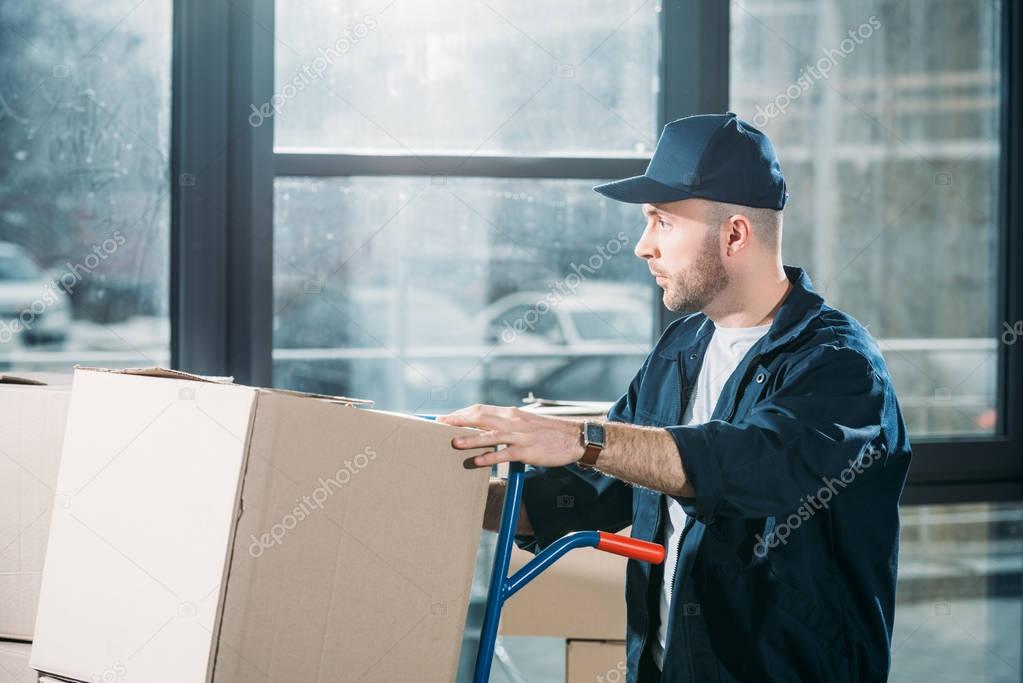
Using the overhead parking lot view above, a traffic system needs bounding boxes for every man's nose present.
[634,224,658,260]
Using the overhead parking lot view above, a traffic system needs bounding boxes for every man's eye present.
[658,219,670,229]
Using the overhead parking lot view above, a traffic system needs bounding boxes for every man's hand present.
[436,404,584,468]
[439,403,695,497]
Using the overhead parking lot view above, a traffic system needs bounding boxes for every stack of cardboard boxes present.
[505,398,628,683]
[2,367,493,682]
[0,374,71,683]
[0,641,37,683]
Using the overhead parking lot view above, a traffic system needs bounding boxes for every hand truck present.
[472,461,666,682]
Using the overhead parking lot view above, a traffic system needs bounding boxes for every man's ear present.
[724,214,753,256]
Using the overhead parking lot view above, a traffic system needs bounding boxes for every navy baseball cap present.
[594,112,788,210]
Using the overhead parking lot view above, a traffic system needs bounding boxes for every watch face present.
[585,422,606,448]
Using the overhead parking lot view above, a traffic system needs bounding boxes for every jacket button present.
[755,373,766,383]
[689,353,697,360]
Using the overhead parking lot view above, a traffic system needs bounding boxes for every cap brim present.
[592,175,695,204]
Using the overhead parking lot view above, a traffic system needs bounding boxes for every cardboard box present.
[500,397,626,642]
[0,375,72,641]
[500,541,627,640]
[566,640,626,683]
[0,640,36,683]
[31,368,491,683]
[520,396,613,419]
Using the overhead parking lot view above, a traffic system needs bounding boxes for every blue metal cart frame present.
[472,461,665,682]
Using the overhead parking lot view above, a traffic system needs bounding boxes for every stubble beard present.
[662,229,730,313]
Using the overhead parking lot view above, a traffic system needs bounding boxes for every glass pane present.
[272,177,655,411]
[0,0,172,372]
[729,0,1002,437]
[460,503,1023,683]
[893,503,1022,682]
[273,1,660,154]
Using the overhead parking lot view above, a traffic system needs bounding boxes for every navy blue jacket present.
[516,266,911,682]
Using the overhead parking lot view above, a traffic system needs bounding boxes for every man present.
[438,112,911,682]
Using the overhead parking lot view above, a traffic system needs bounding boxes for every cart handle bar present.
[596,531,666,564]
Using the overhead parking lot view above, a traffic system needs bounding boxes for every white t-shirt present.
[652,322,771,671]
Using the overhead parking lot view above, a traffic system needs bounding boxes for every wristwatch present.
[579,421,606,467]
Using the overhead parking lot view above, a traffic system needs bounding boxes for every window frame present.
[171,0,1022,504]
[171,0,274,383]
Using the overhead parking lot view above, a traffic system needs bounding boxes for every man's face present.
[634,199,729,313]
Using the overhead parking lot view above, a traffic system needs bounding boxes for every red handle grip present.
[596,531,666,564]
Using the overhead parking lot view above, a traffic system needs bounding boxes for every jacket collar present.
[760,265,826,353]
[658,265,826,360]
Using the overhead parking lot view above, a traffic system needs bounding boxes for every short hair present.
[706,201,782,250]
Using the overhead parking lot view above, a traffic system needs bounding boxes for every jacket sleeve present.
[513,356,649,553]
[666,345,890,523]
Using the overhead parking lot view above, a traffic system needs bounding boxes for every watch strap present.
[580,442,602,466]
[579,422,605,467]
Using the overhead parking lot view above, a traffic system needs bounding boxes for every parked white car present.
[0,241,71,347]
[477,282,653,349]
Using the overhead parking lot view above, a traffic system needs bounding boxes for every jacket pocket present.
[693,560,852,683]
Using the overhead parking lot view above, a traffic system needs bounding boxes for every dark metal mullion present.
[910,440,1022,484]
[226,0,274,386]
[655,0,730,338]
[273,152,648,180]
[659,0,730,122]
[1002,28,1023,683]
[171,0,230,376]
[999,0,1022,480]
[901,479,1023,506]
[1016,0,1023,644]
[171,0,274,384]
[986,29,1023,677]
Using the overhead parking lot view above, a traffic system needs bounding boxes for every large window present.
[730,0,1003,438]
[271,1,661,412]
[892,503,1022,682]
[492,502,1023,683]
[5,1,1008,680]
[273,2,658,155]
[273,177,652,411]
[0,0,172,373]
[730,2,1019,682]
[269,9,665,677]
